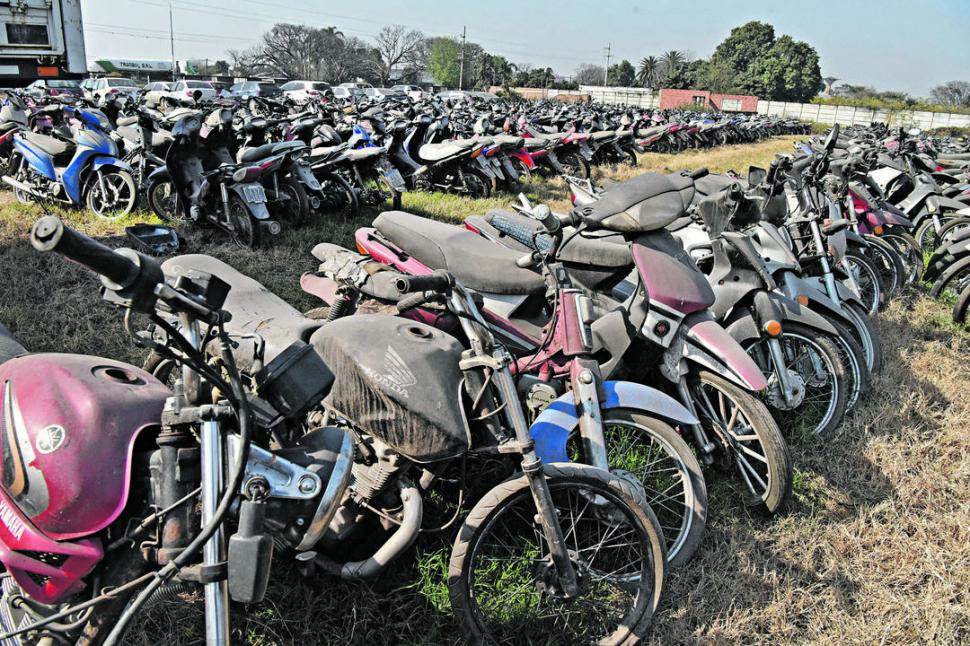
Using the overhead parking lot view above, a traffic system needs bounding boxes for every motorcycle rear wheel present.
[449,463,665,646]
[147,178,184,223]
[558,151,590,179]
[881,232,923,285]
[228,194,259,248]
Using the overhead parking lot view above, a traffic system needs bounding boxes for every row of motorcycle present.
[0,120,958,645]
[0,87,806,248]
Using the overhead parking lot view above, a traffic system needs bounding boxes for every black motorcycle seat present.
[637,126,666,138]
[373,211,545,295]
[116,116,138,127]
[693,173,746,201]
[309,145,342,161]
[590,131,615,141]
[23,132,72,157]
[523,138,548,149]
[0,122,20,134]
[238,140,305,163]
[0,323,26,364]
[479,210,631,268]
[940,152,970,161]
[161,255,322,370]
[491,135,524,147]
[581,172,696,233]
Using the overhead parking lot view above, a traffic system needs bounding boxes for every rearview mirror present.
[823,123,840,151]
[748,166,767,186]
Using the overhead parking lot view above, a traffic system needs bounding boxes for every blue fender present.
[529,380,698,463]
[89,156,133,174]
[12,138,56,181]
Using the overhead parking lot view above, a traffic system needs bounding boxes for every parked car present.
[165,80,217,104]
[88,77,140,103]
[338,81,373,90]
[210,81,229,97]
[280,80,331,103]
[391,84,425,101]
[141,81,171,105]
[225,81,281,99]
[332,86,366,103]
[25,79,82,100]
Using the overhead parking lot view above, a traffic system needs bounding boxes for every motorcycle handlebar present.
[31,216,143,289]
[394,270,453,295]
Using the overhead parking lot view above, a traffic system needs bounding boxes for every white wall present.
[757,101,970,129]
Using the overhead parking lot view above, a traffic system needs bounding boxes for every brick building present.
[658,88,759,113]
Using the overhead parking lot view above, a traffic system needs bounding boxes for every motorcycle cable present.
[104,325,254,646]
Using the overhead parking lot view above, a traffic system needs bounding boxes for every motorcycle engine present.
[323,435,409,542]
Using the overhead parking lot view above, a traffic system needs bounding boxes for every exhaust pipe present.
[1,175,38,197]
[310,480,423,579]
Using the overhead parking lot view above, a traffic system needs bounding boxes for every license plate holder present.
[383,167,406,192]
[243,184,266,203]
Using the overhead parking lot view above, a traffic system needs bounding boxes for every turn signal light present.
[796,295,809,306]
[873,225,884,235]
[764,320,782,337]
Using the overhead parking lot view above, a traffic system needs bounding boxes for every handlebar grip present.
[394,270,453,295]
[31,216,139,288]
[691,167,709,180]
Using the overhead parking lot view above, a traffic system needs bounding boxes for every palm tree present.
[636,56,660,88]
[660,50,687,76]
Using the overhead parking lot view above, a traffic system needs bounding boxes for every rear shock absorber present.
[327,286,357,321]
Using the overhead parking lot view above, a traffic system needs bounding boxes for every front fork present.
[182,317,230,645]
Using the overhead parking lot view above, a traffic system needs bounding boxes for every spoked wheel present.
[11,166,32,204]
[567,410,707,567]
[511,158,533,187]
[935,216,970,247]
[745,324,849,437]
[622,149,638,167]
[915,215,959,252]
[360,172,402,211]
[271,176,308,227]
[861,238,903,297]
[844,302,882,374]
[85,170,137,219]
[882,231,923,285]
[558,151,590,179]
[824,316,870,412]
[688,370,792,514]
[318,172,358,218]
[148,179,185,223]
[450,463,665,645]
[227,194,259,248]
[843,252,885,315]
[461,168,491,198]
[953,282,970,324]
[931,256,970,302]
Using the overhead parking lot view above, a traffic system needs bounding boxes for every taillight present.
[470,148,482,159]
[308,90,319,96]
[107,88,118,94]
[185,90,192,97]
[937,165,944,172]
[465,222,481,234]
[50,88,59,96]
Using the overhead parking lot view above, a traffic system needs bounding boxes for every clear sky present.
[81,0,969,97]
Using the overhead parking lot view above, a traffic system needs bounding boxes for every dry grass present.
[0,136,967,645]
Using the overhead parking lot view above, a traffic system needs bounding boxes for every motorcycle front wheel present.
[147,177,184,223]
[85,170,137,219]
[688,370,793,514]
[449,463,665,646]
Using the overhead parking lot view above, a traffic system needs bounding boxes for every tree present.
[636,56,661,88]
[427,37,462,87]
[931,81,970,107]
[710,20,822,101]
[607,59,635,87]
[373,25,425,86]
[575,63,605,86]
[475,54,516,88]
[747,35,821,101]
[713,21,775,92]
[697,58,738,94]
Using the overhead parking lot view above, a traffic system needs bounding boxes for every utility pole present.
[458,26,466,90]
[603,43,611,86]
[168,0,176,81]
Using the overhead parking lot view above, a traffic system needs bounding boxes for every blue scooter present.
[2,106,136,218]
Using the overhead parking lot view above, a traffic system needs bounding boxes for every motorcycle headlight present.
[232,167,248,183]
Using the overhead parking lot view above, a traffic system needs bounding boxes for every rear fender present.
[12,137,55,181]
[529,381,698,463]
[300,272,339,305]
[228,182,271,220]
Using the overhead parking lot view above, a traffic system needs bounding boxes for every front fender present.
[765,290,837,335]
[778,271,855,326]
[529,380,698,463]
[89,156,133,174]
[681,313,767,391]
